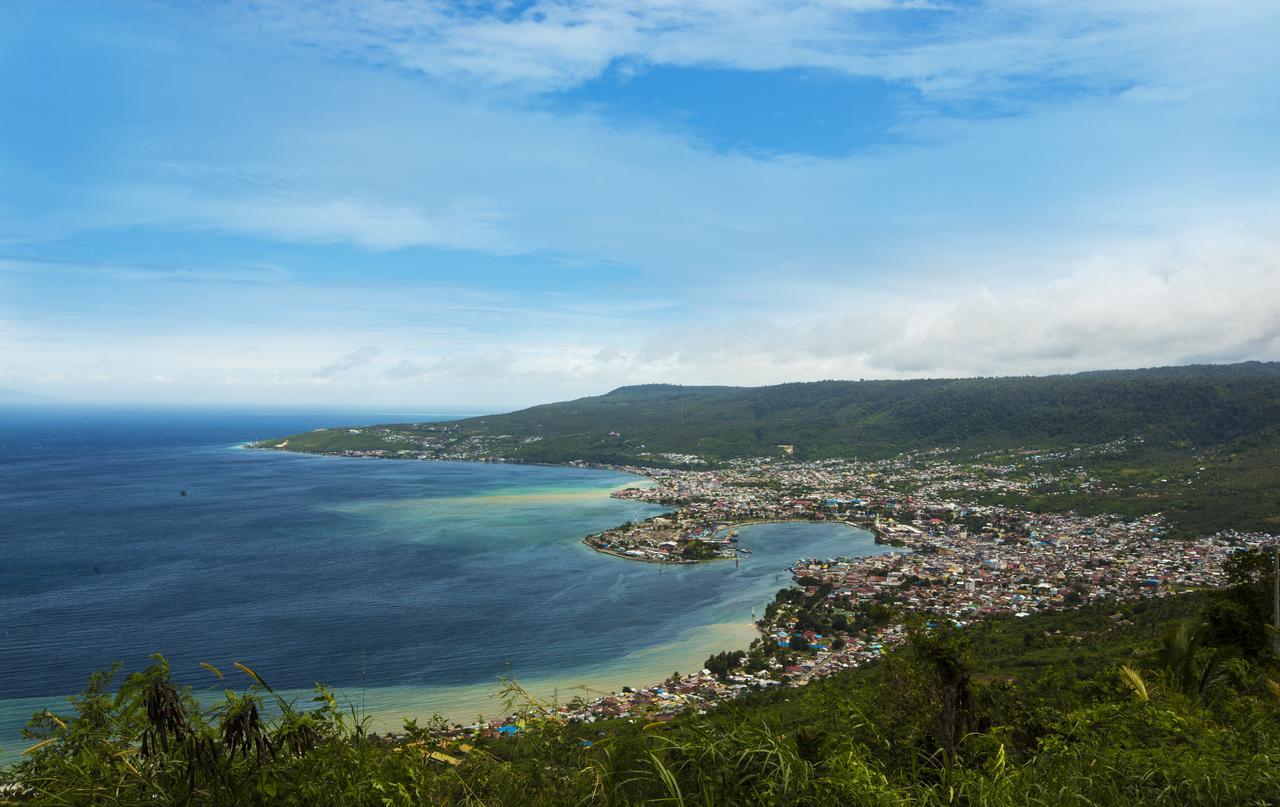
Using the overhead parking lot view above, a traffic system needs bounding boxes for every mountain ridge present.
[438,361,1280,463]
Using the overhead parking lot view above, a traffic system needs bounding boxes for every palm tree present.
[1120,621,1235,703]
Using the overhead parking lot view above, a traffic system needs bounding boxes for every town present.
[411,444,1278,736]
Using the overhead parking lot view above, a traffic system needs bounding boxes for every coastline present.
[0,618,751,763]
[245,443,881,566]
[2,450,747,761]
[335,620,763,732]
[224,443,896,731]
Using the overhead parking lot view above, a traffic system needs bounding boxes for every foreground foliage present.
[4,581,1280,805]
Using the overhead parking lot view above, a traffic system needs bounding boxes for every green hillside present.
[457,362,1280,462]
[254,362,1280,533]
[264,362,1280,464]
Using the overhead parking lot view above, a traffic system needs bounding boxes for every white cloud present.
[93,187,513,252]
[613,228,1280,382]
[228,0,1280,102]
[0,257,292,285]
[313,345,383,379]
[12,0,1278,277]
[2,2,1277,406]
[380,349,517,381]
[5,226,1276,407]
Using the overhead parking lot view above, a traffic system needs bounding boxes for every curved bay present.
[0,408,893,759]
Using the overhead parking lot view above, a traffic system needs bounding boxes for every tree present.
[704,651,745,680]
[907,621,973,754]
[1204,597,1266,657]
[1156,621,1235,701]
[1210,548,1275,657]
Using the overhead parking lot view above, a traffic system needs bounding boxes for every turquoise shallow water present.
[0,407,893,760]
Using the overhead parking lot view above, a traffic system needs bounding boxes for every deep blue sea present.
[0,406,892,760]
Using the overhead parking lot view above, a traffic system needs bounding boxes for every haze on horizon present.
[2,1,1278,410]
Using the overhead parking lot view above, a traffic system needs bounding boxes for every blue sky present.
[2,0,1278,408]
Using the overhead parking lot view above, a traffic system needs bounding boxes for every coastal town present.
[253,433,1277,734]
[395,444,1278,738]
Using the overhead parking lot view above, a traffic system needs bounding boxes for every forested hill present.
[258,361,1280,467]
[443,362,1280,463]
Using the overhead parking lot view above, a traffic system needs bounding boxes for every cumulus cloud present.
[616,229,1280,383]
[313,345,383,379]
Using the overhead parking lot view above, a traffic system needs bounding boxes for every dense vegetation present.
[6,555,1279,805]
[266,363,1280,464]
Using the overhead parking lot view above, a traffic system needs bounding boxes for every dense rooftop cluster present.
[445,448,1279,730]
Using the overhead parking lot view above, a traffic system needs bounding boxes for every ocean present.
[0,406,892,760]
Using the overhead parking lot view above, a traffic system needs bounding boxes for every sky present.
[2,0,1278,409]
